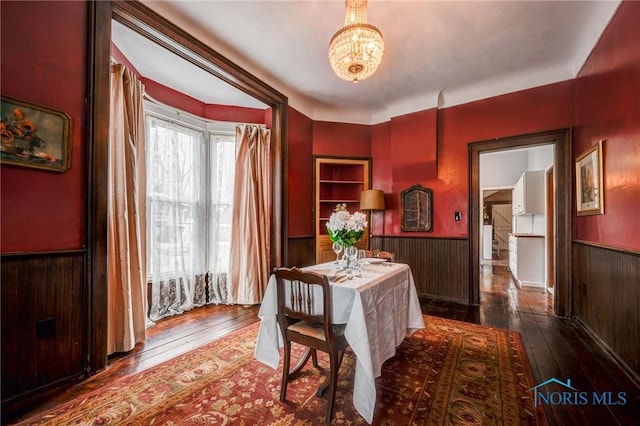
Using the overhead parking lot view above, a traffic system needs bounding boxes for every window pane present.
[208,134,236,273]
[146,115,206,279]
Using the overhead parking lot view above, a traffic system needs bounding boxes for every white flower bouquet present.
[326,203,368,247]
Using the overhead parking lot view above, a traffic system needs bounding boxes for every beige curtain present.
[107,63,147,354]
[228,125,271,305]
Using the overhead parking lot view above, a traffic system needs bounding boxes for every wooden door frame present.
[86,0,288,373]
[546,166,556,289]
[469,129,572,317]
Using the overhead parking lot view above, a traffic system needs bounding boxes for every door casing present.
[469,129,572,317]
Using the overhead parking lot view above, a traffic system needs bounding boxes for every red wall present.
[372,81,575,237]
[371,122,392,236]
[312,121,371,158]
[390,109,438,181]
[143,78,206,117]
[285,117,371,237]
[287,107,313,236]
[574,0,640,252]
[291,82,575,239]
[0,3,267,255]
[142,78,267,124]
[113,44,268,124]
[4,1,637,255]
[1,1,88,253]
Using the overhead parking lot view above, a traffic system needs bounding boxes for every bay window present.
[145,106,236,321]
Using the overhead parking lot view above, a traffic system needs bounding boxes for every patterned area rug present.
[19,316,546,425]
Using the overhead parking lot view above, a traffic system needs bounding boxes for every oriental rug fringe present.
[18,315,546,425]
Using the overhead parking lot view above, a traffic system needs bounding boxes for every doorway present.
[481,189,512,265]
[469,129,572,317]
[86,1,288,374]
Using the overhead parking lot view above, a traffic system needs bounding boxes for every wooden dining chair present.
[273,267,349,423]
[367,249,395,261]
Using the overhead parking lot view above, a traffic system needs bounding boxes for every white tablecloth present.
[254,261,425,423]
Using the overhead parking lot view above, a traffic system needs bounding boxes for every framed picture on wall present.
[1,95,72,172]
[575,140,604,216]
[401,184,433,232]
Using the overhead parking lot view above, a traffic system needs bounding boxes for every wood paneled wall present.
[285,237,315,268]
[286,236,470,302]
[372,236,470,302]
[572,242,640,381]
[1,252,86,404]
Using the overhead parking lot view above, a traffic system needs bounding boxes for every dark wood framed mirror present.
[401,184,433,232]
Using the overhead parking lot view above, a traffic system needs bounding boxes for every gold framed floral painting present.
[575,140,604,216]
[1,95,72,172]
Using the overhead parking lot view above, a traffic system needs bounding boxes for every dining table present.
[254,260,425,423]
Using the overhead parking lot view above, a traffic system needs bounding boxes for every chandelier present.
[328,0,384,83]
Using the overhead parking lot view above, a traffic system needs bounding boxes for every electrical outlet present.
[454,211,462,221]
[36,318,56,340]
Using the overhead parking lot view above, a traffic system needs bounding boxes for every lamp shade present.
[360,189,385,210]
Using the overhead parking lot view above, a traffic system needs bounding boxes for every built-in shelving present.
[314,157,370,264]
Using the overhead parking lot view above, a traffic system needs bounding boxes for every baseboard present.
[418,293,469,306]
[574,316,640,389]
[518,280,545,288]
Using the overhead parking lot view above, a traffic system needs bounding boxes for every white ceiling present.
[114,0,621,125]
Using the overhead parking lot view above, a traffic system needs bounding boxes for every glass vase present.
[342,245,357,272]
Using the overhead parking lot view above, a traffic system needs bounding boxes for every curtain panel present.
[228,125,272,305]
[107,63,147,354]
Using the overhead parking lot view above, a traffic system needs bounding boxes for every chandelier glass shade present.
[329,0,384,83]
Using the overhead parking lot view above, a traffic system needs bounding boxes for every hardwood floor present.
[4,265,638,425]
[421,262,639,426]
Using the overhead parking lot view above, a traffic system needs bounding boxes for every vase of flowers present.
[326,203,367,270]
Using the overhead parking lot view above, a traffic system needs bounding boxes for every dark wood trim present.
[555,128,573,317]
[574,239,640,256]
[110,2,287,103]
[370,234,468,240]
[86,0,112,375]
[273,100,288,267]
[469,129,572,316]
[312,155,372,162]
[0,249,86,258]
[85,0,288,378]
[469,145,481,305]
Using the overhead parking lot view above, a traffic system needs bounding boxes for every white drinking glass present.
[332,242,343,264]
[356,249,366,276]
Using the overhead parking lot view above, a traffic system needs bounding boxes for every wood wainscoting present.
[371,236,470,303]
[572,241,640,382]
[1,251,86,408]
[287,235,470,303]
[286,236,315,268]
